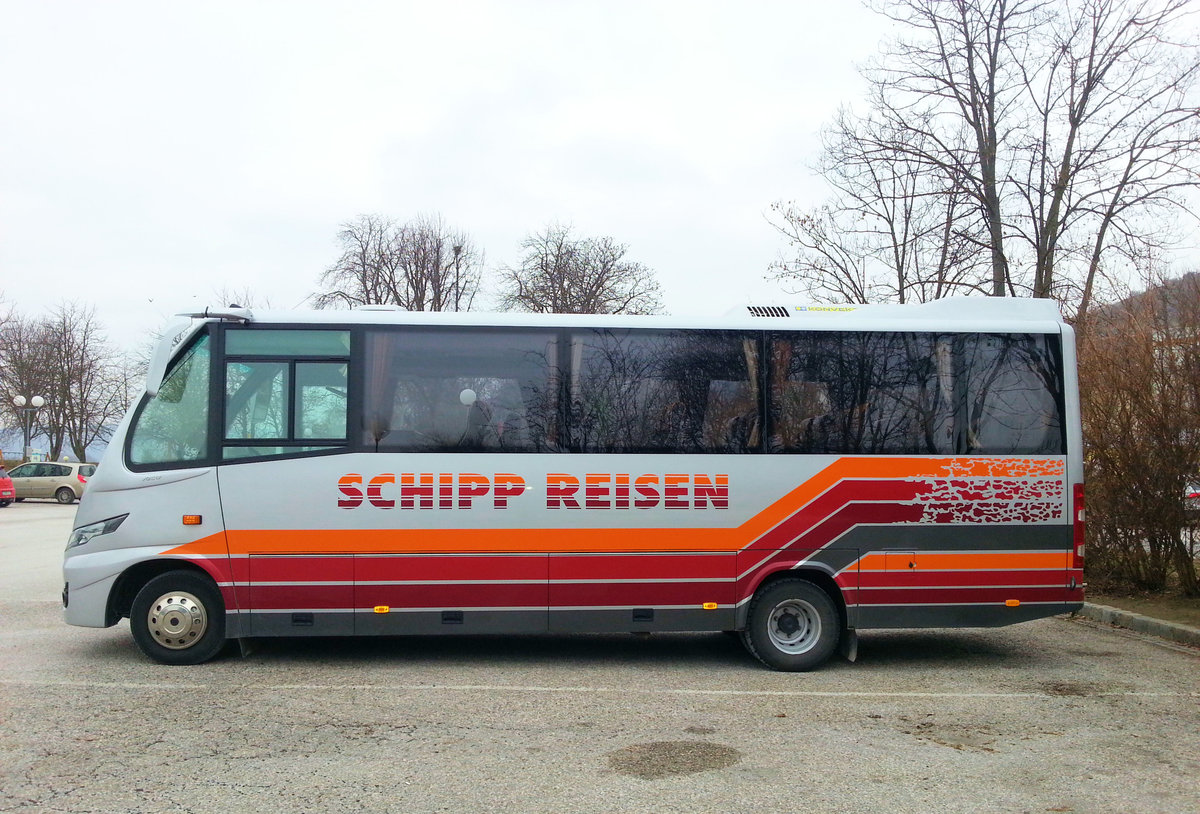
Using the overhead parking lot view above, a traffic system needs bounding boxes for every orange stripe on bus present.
[223,527,738,554]
[856,551,1070,572]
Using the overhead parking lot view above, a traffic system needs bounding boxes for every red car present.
[0,467,14,507]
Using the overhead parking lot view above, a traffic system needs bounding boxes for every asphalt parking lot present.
[2,502,1198,813]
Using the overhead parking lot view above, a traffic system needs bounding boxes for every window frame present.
[218,324,353,464]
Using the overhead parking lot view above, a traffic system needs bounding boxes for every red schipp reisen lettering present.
[338,473,527,510]
[546,473,729,510]
[340,472,727,510]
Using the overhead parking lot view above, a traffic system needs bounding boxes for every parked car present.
[0,467,13,507]
[7,461,97,504]
[1186,482,1200,521]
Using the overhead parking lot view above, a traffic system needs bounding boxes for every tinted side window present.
[768,332,956,454]
[964,334,1063,454]
[569,330,759,453]
[363,328,560,452]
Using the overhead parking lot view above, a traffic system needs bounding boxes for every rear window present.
[79,465,96,477]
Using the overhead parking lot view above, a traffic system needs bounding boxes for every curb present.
[1075,602,1200,649]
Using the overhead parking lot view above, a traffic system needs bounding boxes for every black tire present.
[55,487,75,505]
[130,570,226,665]
[741,578,840,672]
[0,500,10,508]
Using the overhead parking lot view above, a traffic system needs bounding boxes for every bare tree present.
[861,0,1046,297]
[0,304,129,461]
[43,304,131,461]
[787,0,1200,311]
[1011,0,1200,318]
[499,224,664,315]
[314,213,482,311]
[0,313,52,453]
[771,108,991,303]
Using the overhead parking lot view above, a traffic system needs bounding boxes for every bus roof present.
[176,296,1065,335]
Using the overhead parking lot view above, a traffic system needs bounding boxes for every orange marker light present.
[1005,599,1021,607]
[702,602,719,610]
[374,605,390,614]
[182,515,202,526]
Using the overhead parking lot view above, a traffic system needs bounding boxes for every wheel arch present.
[737,565,848,632]
[108,559,218,625]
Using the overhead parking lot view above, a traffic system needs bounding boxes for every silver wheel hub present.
[767,599,820,654]
[147,591,207,650]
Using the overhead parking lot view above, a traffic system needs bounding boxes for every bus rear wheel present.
[742,579,839,672]
[130,571,226,665]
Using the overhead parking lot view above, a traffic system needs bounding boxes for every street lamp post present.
[11,395,45,461]
[451,244,463,312]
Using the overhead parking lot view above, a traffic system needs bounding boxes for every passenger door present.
[216,326,355,635]
[40,463,70,498]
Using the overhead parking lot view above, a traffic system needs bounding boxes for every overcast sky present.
[0,1,893,351]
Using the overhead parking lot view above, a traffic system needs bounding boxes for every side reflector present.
[182,515,202,525]
[702,602,718,610]
[374,605,390,614]
[1006,599,1021,607]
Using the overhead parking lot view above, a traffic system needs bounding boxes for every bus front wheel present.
[742,579,839,672]
[130,570,226,665]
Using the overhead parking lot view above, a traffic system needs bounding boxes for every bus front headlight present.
[67,514,128,549]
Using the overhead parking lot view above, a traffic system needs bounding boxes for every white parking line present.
[2,678,1197,698]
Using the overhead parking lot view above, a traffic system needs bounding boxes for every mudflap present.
[839,627,858,663]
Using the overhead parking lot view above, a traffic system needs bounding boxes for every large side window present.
[964,334,1064,454]
[223,329,349,460]
[766,330,1064,455]
[569,330,759,453]
[767,331,956,455]
[363,328,560,452]
[129,334,212,467]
